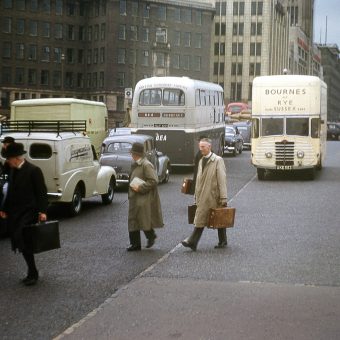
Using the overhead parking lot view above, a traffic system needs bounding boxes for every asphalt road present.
[1,143,340,339]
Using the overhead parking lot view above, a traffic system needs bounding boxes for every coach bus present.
[251,75,327,180]
[130,77,225,166]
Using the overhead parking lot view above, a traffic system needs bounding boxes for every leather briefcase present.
[208,207,236,229]
[181,178,193,194]
[23,220,61,254]
[188,204,197,224]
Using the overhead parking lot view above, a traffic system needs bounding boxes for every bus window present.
[311,118,320,138]
[252,118,259,138]
[286,118,309,136]
[195,89,200,106]
[262,118,283,136]
[139,89,162,106]
[200,90,206,106]
[163,89,185,106]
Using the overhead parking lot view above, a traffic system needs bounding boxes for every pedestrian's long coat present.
[4,161,48,252]
[128,157,163,231]
[194,153,227,227]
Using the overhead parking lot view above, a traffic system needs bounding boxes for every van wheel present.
[305,169,315,180]
[257,168,265,180]
[102,176,115,204]
[162,165,170,183]
[68,186,82,216]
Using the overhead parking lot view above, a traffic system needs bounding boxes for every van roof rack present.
[0,120,87,136]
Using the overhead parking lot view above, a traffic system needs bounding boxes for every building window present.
[66,72,74,88]
[231,82,242,101]
[88,26,92,41]
[16,0,25,10]
[31,0,38,11]
[194,33,202,48]
[215,23,226,35]
[251,1,263,15]
[249,62,261,76]
[129,49,136,65]
[42,0,51,13]
[182,55,190,70]
[29,20,37,36]
[53,71,61,86]
[250,42,261,56]
[41,70,49,85]
[120,0,126,15]
[130,26,138,41]
[100,47,105,63]
[183,32,191,47]
[233,2,244,15]
[156,52,165,67]
[54,47,62,63]
[99,72,104,87]
[15,68,25,84]
[4,0,12,9]
[132,1,138,16]
[214,62,224,75]
[101,24,106,40]
[232,42,243,55]
[1,67,11,85]
[196,10,202,25]
[143,3,150,18]
[158,5,166,21]
[67,48,75,63]
[28,44,37,60]
[194,56,201,71]
[77,49,84,64]
[142,27,149,42]
[3,17,12,33]
[173,54,180,69]
[42,46,50,62]
[3,42,12,58]
[87,49,92,64]
[16,43,25,59]
[92,73,97,88]
[16,19,25,35]
[142,50,149,66]
[42,22,50,37]
[68,25,75,40]
[86,73,91,88]
[119,25,126,40]
[118,48,126,64]
[28,69,37,85]
[174,31,180,46]
[173,8,180,22]
[55,24,63,39]
[93,48,98,64]
[181,8,192,23]
[56,0,63,15]
[231,62,243,75]
[233,22,244,36]
[117,72,125,87]
[156,28,167,43]
[94,25,99,40]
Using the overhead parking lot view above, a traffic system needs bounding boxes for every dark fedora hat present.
[130,142,144,156]
[4,142,26,158]
[1,136,15,144]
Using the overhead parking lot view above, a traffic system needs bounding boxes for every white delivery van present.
[11,98,108,155]
[251,75,327,180]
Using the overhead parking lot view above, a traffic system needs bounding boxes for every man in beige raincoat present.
[182,138,228,251]
[127,142,164,251]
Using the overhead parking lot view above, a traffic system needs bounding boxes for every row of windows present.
[2,43,106,65]
[215,22,262,36]
[216,1,263,16]
[214,62,261,76]
[2,19,106,41]
[3,0,106,17]
[1,67,106,89]
[119,0,202,25]
[214,42,262,56]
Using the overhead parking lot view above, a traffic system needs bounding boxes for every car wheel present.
[239,144,243,154]
[257,168,265,180]
[162,165,170,183]
[232,148,237,157]
[68,185,83,216]
[102,176,115,204]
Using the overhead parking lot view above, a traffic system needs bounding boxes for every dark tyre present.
[257,168,265,180]
[305,168,315,180]
[239,144,243,154]
[232,148,237,157]
[68,185,82,216]
[162,165,170,183]
[101,176,115,204]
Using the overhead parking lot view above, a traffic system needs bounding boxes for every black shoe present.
[126,245,141,251]
[21,272,39,286]
[146,234,157,248]
[214,242,227,249]
[181,240,196,251]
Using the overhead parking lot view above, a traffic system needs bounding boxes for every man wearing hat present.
[0,142,48,286]
[127,142,164,251]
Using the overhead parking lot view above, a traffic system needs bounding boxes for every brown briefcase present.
[188,204,197,224]
[181,178,193,194]
[208,207,236,229]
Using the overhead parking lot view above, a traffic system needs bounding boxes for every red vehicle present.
[226,102,251,121]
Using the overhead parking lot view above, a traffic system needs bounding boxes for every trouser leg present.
[215,228,227,248]
[144,229,157,248]
[129,231,141,247]
[182,227,204,251]
[22,251,38,278]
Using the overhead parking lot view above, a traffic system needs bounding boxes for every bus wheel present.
[257,168,265,180]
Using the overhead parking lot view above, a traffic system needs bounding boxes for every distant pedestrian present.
[182,138,228,251]
[0,142,48,285]
[127,142,164,251]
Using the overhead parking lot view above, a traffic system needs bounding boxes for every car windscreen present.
[225,127,235,135]
[106,142,132,154]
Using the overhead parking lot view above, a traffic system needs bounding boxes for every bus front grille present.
[275,141,294,166]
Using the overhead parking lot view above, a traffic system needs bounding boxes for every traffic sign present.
[125,88,133,99]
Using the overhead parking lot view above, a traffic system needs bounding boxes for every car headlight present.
[297,150,304,159]
[265,152,272,158]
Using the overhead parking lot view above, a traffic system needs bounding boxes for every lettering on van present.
[265,88,307,95]
[69,144,92,162]
[155,133,167,141]
[162,113,185,118]
[138,112,160,117]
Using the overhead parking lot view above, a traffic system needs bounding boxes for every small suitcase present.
[208,207,236,229]
[23,220,61,254]
[181,178,193,194]
[187,204,197,224]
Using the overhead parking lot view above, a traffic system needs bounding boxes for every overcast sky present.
[314,0,340,47]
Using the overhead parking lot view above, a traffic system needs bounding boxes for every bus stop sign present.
[125,88,133,99]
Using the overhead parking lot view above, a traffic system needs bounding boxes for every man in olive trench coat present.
[182,138,228,251]
[127,142,164,251]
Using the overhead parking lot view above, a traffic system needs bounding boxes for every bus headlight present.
[265,152,273,158]
[297,150,304,159]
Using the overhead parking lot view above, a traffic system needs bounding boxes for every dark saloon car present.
[233,121,251,149]
[327,122,340,140]
[224,125,244,156]
[100,134,170,185]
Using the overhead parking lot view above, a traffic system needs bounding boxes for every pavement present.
[54,243,340,340]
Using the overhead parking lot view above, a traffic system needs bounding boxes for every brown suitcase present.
[181,178,193,194]
[187,204,197,224]
[208,207,236,229]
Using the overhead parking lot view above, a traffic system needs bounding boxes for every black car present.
[327,123,340,140]
[233,121,251,149]
[100,134,170,185]
[224,125,244,156]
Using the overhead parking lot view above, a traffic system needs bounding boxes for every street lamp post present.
[61,53,65,94]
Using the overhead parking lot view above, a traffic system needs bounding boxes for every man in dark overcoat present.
[0,142,48,286]
[127,142,164,251]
